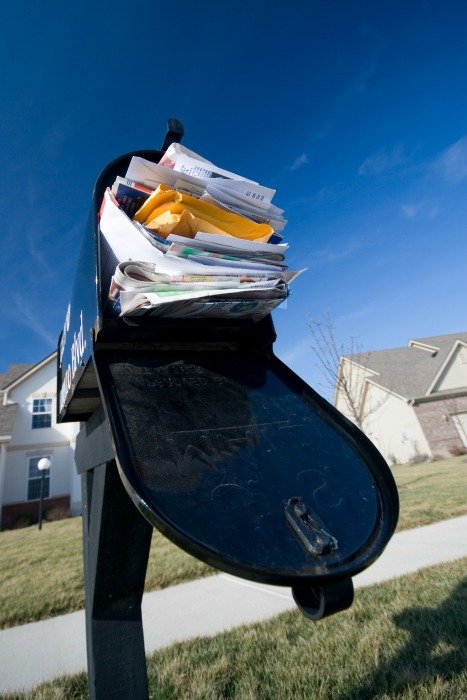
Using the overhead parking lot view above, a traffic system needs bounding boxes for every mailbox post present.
[57,121,399,699]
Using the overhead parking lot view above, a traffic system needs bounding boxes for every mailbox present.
[57,121,399,699]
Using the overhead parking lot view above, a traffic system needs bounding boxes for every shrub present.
[409,453,430,464]
[12,516,33,529]
[448,444,467,457]
[45,505,70,522]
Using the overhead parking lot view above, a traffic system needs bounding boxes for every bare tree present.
[308,313,388,429]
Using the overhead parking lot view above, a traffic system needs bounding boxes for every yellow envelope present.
[133,185,273,242]
[132,184,174,222]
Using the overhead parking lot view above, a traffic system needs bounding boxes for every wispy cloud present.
[279,338,311,364]
[289,153,309,171]
[358,144,405,176]
[336,306,372,325]
[400,200,441,220]
[400,204,418,219]
[337,60,378,102]
[27,231,54,275]
[431,135,467,183]
[12,294,56,346]
[310,237,373,266]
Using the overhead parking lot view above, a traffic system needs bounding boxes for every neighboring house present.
[0,353,81,529]
[334,332,467,465]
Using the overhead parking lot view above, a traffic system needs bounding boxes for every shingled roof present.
[0,362,36,438]
[346,332,467,399]
[1,364,34,390]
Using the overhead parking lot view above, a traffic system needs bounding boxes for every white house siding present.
[360,384,432,465]
[7,364,66,446]
[432,344,467,392]
[334,359,374,420]
[1,356,80,527]
[3,445,75,504]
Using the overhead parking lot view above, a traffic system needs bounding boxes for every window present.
[32,398,52,429]
[27,456,51,501]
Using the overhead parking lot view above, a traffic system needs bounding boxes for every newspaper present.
[119,296,287,320]
[109,260,283,301]
[120,287,288,319]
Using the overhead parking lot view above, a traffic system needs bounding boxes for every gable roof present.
[345,332,467,399]
[0,354,56,439]
[0,366,31,438]
[1,353,56,392]
[1,364,34,390]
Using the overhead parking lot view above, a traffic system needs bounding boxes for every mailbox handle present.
[292,577,354,621]
[285,497,338,557]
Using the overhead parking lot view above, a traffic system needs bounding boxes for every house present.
[0,353,80,529]
[334,332,467,465]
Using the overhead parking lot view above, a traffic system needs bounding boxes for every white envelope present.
[125,156,210,194]
[99,189,165,264]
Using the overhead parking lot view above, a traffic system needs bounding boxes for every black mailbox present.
[57,121,399,699]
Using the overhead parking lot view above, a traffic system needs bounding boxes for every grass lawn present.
[393,454,467,531]
[0,520,212,630]
[7,557,467,699]
[0,454,465,629]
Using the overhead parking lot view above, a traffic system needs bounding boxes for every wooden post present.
[81,457,153,699]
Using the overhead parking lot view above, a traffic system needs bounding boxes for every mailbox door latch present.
[285,497,338,557]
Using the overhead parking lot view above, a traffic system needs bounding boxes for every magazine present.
[111,177,153,218]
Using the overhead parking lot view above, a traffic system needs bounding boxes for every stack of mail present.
[99,143,303,320]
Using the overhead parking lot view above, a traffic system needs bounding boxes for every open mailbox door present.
[94,347,398,605]
[59,122,399,697]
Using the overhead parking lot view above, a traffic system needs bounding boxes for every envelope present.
[125,156,208,193]
[159,142,258,183]
[133,186,274,242]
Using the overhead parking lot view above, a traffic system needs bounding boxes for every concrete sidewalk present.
[1,516,466,694]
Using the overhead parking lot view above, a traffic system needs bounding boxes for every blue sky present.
[1,0,466,398]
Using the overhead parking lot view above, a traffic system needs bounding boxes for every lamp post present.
[37,457,51,530]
